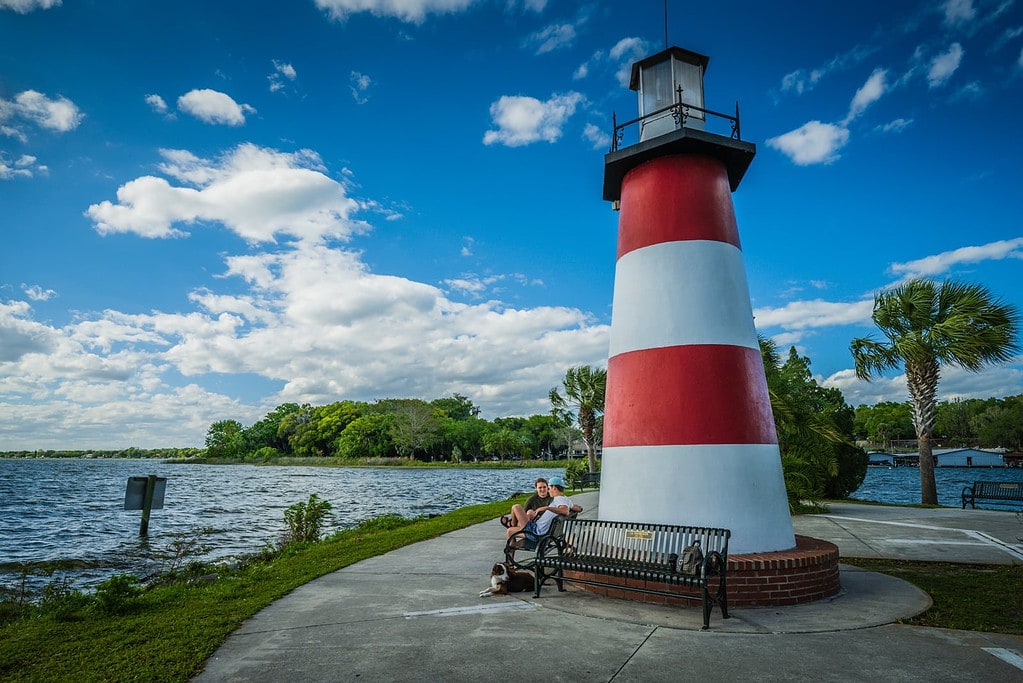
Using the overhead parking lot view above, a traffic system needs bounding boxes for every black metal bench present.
[961,481,1023,509]
[503,513,576,573]
[571,471,601,490]
[532,518,730,629]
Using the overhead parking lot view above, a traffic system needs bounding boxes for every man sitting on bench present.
[505,476,574,544]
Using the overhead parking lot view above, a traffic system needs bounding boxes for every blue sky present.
[2,0,1022,449]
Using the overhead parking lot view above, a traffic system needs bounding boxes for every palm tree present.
[850,279,1019,505]
[550,365,607,474]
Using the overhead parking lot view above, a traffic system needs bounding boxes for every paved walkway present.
[194,495,1023,682]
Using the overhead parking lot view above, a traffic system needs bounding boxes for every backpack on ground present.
[677,540,703,577]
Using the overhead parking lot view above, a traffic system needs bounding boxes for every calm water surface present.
[1,459,1020,593]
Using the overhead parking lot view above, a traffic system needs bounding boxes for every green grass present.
[845,558,1023,634]
[5,499,1019,681]
[0,497,524,683]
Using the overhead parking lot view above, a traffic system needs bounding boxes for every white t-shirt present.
[535,494,572,535]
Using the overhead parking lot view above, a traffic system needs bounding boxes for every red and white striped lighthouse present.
[600,47,794,554]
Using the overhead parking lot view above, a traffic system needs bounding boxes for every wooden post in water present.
[139,474,157,536]
[124,475,165,536]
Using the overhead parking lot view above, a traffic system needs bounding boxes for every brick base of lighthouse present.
[565,535,840,608]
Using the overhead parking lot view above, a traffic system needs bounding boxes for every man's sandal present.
[500,515,511,528]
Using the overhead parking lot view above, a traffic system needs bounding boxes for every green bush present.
[37,576,91,622]
[282,494,334,544]
[564,459,597,489]
[92,574,143,616]
[825,443,869,499]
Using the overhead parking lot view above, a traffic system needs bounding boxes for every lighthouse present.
[599,47,795,555]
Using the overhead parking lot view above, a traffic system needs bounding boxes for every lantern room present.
[631,46,708,140]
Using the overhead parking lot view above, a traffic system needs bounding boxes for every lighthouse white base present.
[598,444,796,555]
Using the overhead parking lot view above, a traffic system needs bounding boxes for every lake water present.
[1,459,1020,594]
[0,459,556,593]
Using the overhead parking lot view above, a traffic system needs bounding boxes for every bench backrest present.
[974,481,1023,500]
[560,518,729,564]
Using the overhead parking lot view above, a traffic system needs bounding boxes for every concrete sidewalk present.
[194,495,1023,682]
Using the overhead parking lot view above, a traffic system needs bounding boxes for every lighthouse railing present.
[611,97,741,153]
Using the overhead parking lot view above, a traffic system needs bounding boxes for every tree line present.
[853,395,1023,451]
[203,393,580,462]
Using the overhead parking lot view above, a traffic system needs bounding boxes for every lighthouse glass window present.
[638,56,705,141]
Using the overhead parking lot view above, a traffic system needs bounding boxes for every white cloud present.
[21,284,56,301]
[269,60,298,92]
[573,62,589,79]
[526,23,576,55]
[844,68,888,124]
[0,300,60,363]
[0,90,83,140]
[609,37,648,86]
[350,71,372,104]
[754,298,875,332]
[778,44,876,96]
[6,141,615,448]
[0,152,46,179]
[928,43,964,87]
[145,94,168,114]
[483,92,583,147]
[942,0,976,28]
[766,121,850,166]
[824,361,1023,407]
[314,0,478,24]
[85,143,363,243]
[582,122,610,150]
[177,89,254,126]
[0,0,61,13]
[878,118,913,133]
[888,237,1023,281]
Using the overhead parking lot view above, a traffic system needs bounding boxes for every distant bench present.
[961,481,1023,509]
[571,471,600,490]
[531,518,730,630]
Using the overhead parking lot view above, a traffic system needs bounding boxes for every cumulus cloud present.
[0,300,59,362]
[0,90,83,141]
[85,143,363,243]
[609,37,648,86]
[145,94,168,114]
[824,361,1023,407]
[0,153,46,179]
[754,298,875,332]
[928,43,964,87]
[314,0,478,24]
[5,139,614,447]
[767,121,850,165]
[482,92,583,147]
[0,0,60,12]
[269,60,298,92]
[888,237,1023,281]
[177,89,255,126]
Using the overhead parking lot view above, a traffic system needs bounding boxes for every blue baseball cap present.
[548,476,566,489]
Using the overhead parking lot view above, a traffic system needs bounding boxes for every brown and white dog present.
[479,562,534,597]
